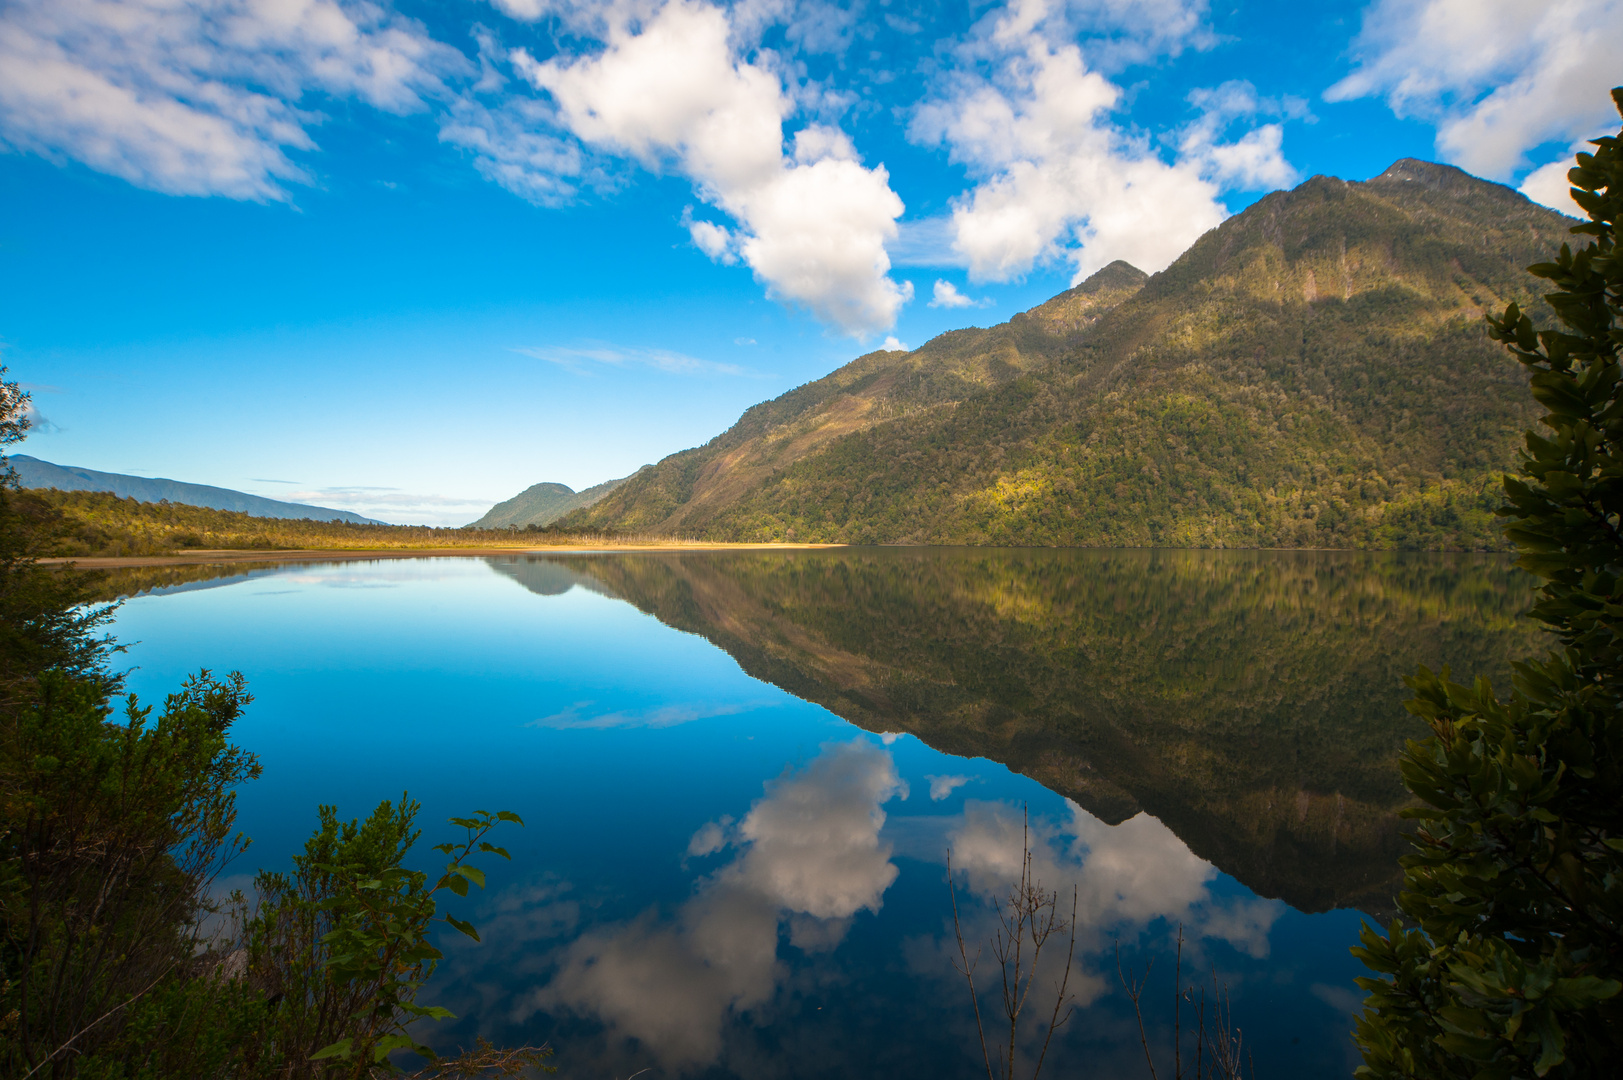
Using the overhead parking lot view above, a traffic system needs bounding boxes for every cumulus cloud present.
[513,0,911,335]
[1518,148,1589,216]
[929,281,970,308]
[1179,81,1303,190]
[1326,0,1623,197]
[912,1,1286,284]
[926,773,973,799]
[0,0,467,200]
[525,739,904,1066]
[947,800,1283,957]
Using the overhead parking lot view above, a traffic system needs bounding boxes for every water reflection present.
[495,548,1539,916]
[520,740,902,1066]
[96,549,1541,1078]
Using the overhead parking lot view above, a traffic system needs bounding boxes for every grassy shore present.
[24,487,812,559]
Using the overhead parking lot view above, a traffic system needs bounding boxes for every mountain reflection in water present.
[98,549,1540,1079]
[491,548,1539,915]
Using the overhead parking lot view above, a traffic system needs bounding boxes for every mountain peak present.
[1368,158,1498,196]
[468,475,631,528]
[1018,260,1147,334]
[1075,260,1149,295]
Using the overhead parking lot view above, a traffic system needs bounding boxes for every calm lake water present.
[103,549,1540,1080]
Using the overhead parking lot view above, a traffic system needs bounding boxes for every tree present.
[0,373,550,1077]
[0,369,120,706]
[1352,90,1623,1078]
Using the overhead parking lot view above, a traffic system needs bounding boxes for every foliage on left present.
[0,369,553,1078]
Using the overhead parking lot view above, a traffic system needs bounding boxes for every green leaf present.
[311,1038,354,1061]
[446,914,481,941]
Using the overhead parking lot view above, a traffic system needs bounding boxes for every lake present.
[101,548,1540,1080]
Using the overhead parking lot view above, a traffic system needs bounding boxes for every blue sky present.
[1,0,1615,524]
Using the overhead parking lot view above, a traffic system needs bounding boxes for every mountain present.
[496,548,1541,915]
[8,455,384,524]
[566,160,1578,548]
[466,473,635,529]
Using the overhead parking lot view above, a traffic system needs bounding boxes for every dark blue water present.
[103,550,1539,1079]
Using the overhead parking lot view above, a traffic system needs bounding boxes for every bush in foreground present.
[1353,90,1623,1079]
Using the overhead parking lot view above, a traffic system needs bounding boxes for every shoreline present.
[41,543,844,569]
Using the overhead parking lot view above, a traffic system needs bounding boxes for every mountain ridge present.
[565,159,1575,548]
[9,455,384,525]
[467,473,635,529]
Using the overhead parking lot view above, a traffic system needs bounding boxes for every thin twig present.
[1117,941,1160,1080]
[1029,884,1077,1080]
[948,851,996,1080]
[21,961,177,1080]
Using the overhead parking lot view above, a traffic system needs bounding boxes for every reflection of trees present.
[510,549,1543,916]
[84,560,289,600]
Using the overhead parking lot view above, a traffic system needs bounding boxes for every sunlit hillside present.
[568,160,1575,549]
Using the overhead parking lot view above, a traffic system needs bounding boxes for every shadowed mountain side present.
[468,474,635,529]
[565,162,1576,548]
[506,549,1542,915]
[10,455,384,524]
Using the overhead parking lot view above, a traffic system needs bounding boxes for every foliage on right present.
[1352,90,1623,1078]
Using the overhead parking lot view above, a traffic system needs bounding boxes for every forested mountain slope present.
[467,473,633,528]
[568,160,1575,548]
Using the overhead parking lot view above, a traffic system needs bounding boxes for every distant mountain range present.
[467,473,637,529]
[565,159,1576,549]
[9,455,385,525]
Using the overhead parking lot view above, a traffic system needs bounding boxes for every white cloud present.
[259,484,494,526]
[439,28,583,206]
[514,0,912,335]
[928,280,991,309]
[1326,0,1623,182]
[1055,0,1216,68]
[911,3,1283,284]
[1518,147,1587,215]
[687,217,737,261]
[729,739,904,918]
[487,0,554,19]
[881,336,909,352]
[525,739,904,1066]
[513,342,748,376]
[946,800,1283,957]
[925,773,973,799]
[1179,81,1301,190]
[0,0,467,200]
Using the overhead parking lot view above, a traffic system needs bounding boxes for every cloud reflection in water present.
[515,739,904,1065]
[495,747,1283,1073]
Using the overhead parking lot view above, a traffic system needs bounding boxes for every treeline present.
[19,488,624,557]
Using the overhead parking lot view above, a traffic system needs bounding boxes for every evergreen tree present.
[1353,90,1623,1078]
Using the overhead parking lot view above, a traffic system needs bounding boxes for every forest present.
[14,488,625,558]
